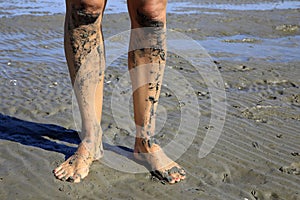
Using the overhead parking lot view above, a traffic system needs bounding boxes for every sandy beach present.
[0,1,300,199]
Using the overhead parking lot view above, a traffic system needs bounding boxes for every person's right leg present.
[127,0,186,184]
[53,0,106,183]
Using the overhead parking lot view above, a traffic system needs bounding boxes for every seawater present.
[1,0,300,17]
[200,35,300,62]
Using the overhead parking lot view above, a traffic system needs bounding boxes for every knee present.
[67,0,105,26]
[78,0,105,14]
[69,0,105,14]
[135,1,166,28]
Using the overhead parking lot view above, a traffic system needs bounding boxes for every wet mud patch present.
[222,37,261,44]
[250,189,281,200]
[226,78,299,98]
[285,94,300,107]
[275,24,299,32]
[241,105,300,123]
[279,162,300,175]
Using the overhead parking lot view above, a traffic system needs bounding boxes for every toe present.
[53,166,62,174]
[55,171,65,179]
[57,173,67,180]
[69,174,82,183]
[57,170,73,181]
[54,165,74,181]
[168,179,176,184]
[54,168,65,177]
[167,166,186,183]
[178,168,186,180]
[169,173,181,183]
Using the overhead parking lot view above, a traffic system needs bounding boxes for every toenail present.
[179,169,186,176]
[168,166,179,174]
[179,172,186,176]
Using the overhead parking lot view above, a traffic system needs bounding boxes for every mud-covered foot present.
[53,142,103,183]
[134,138,186,184]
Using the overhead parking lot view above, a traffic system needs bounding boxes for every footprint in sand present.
[250,189,281,200]
[287,94,300,107]
[279,162,300,175]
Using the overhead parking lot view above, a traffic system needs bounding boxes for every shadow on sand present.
[0,113,133,159]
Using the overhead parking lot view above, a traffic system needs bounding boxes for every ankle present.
[81,128,102,142]
[135,137,160,151]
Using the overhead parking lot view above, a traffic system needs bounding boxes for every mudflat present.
[0,1,299,199]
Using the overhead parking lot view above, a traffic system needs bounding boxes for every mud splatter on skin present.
[148,82,161,91]
[136,10,165,49]
[128,11,167,149]
[136,10,164,29]
[66,7,105,108]
[151,166,186,184]
[147,93,161,127]
[131,48,166,67]
[148,96,158,104]
[68,6,104,76]
[63,5,105,161]
[138,57,165,140]
[140,137,159,149]
[76,70,95,105]
[70,26,98,75]
[152,48,166,61]
[131,10,166,61]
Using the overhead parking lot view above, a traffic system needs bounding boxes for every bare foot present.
[134,138,186,184]
[53,142,103,183]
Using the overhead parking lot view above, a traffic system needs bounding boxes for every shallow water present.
[172,0,300,11]
[201,35,300,62]
[1,0,300,17]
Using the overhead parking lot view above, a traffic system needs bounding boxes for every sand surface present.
[0,1,300,199]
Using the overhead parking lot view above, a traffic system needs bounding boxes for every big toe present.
[167,167,186,184]
[69,172,86,183]
[152,166,186,184]
[70,168,89,183]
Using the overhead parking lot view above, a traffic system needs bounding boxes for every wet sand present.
[0,1,300,200]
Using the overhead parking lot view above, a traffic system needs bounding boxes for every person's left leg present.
[127,0,186,184]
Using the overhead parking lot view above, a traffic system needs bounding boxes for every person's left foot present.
[133,137,186,184]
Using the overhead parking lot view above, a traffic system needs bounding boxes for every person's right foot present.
[134,138,186,184]
[53,142,103,183]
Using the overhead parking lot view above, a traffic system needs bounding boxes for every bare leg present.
[127,0,186,184]
[53,0,106,183]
